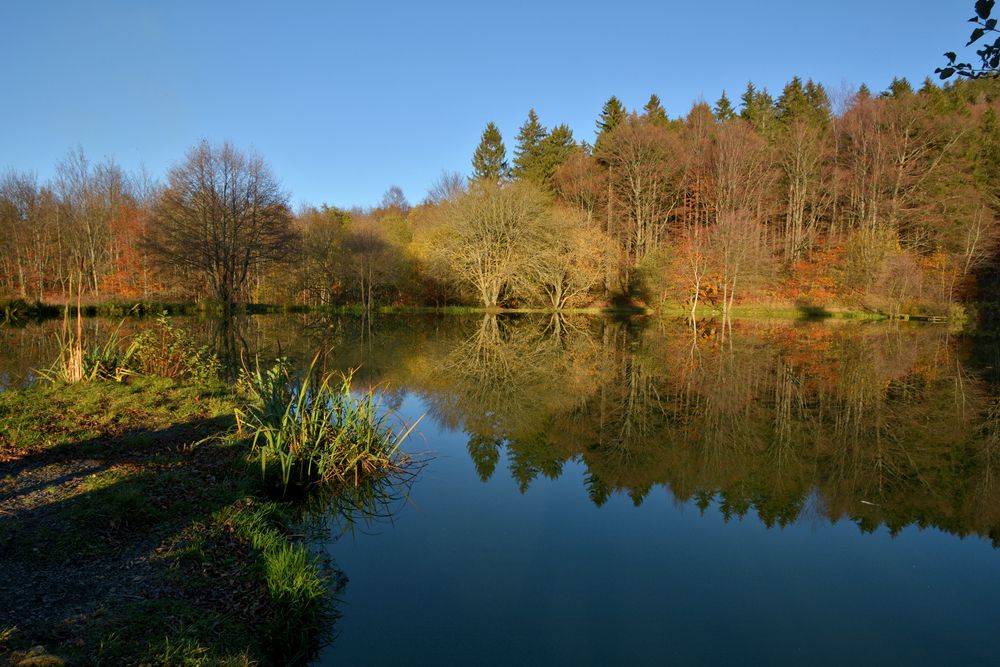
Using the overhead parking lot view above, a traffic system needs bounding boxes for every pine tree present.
[472,122,509,183]
[739,82,757,115]
[643,94,668,124]
[535,124,577,190]
[856,83,872,101]
[919,76,956,114]
[777,76,810,121]
[803,79,831,124]
[512,109,549,182]
[882,77,914,99]
[596,96,626,146]
[740,82,776,134]
[714,90,736,121]
[778,77,830,126]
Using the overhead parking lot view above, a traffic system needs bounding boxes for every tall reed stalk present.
[49,272,85,383]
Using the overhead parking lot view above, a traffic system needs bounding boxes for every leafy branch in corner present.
[938,0,999,79]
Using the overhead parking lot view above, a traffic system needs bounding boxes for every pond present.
[4,313,1000,664]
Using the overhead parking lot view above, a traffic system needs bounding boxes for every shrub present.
[131,316,220,382]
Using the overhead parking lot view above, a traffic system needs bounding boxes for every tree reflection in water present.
[367,315,1000,545]
[4,313,1000,544]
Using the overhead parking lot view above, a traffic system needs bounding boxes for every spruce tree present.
[512,109,549,182]
[595,96,626,146]
[919,77,957,114]
[471,122,509,183]
[856,83,872,100]
[804,79,831,124]
[882,77,914,99]
[536,124,577,190]
[777,77,830,126]
[777,76,810,122]
[739,82,757,116]
[740,82,776,134]
[714,90,736,121]
[643,94,668,124]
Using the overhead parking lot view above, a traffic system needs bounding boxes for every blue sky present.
[0,1,976,209]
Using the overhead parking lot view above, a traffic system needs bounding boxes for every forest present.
[3,75,1000,319]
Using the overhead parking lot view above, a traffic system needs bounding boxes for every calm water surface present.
[4,314,999,664]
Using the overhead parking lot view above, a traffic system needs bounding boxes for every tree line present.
[3,74,1000,316]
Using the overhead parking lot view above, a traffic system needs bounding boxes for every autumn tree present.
[775,77,831,260]
[425,170,466,205]
[0,171,49,300]
[599,116,687,290]
[521,206,613,309]
[296,205,349,304]
[427,180,548,308]
[380,185,410,214]
[144,141,294,307]
[553,149,604,223]
[54,149,135,296]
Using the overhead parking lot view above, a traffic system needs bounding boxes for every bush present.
[131,316,220,382]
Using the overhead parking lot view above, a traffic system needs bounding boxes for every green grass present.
[0,378,337,665]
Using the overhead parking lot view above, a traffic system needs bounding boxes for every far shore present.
[0,297,968,325]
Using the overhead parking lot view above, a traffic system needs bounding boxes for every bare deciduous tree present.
[521,206,613,309]
[144,141,295,306]
[427,180,548,308]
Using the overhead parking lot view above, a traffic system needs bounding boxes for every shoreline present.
[0,378,336,665]
[2,298,964,324]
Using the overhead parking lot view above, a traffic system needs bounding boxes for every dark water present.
[4,314,1000,664]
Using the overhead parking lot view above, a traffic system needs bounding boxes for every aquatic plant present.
[40,312,219,385]
[40,280,139,383]
[235,356,418,492]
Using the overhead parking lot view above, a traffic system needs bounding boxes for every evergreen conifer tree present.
[643,94,668,124]
[882,77,914,98]
[714,90,736,121]
[740,82,776,134]
[535,124,577,190]
[512,109,549,182]
[596,96,627,146]
[777,76,808,121]
[804,79,831,124]
[472,122,509,183]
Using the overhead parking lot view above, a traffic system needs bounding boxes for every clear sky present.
[0,1,978,210]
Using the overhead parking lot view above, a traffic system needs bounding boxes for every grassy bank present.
[0,378,338,665]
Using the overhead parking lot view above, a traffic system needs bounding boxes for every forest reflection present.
[3,313,999,544]
[303,313,1000,546]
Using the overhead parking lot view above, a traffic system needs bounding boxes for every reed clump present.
[40,313,218,385]
[235,356,418,493]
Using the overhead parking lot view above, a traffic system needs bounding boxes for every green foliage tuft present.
[235,355,419,493]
